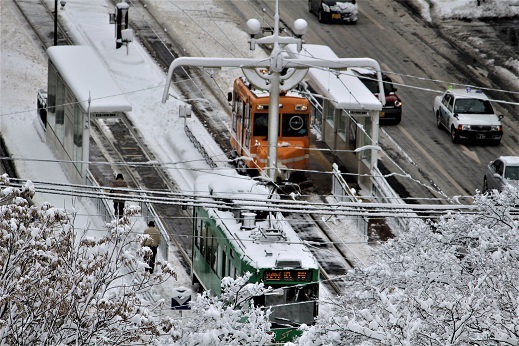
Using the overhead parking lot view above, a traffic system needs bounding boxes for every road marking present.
[397,126,467,195]
[359,7,384,30]
[502,142,517,155]
[461,146,480,164]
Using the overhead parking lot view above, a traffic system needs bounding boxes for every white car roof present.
[450,88,490,100]
[498,156,519,165]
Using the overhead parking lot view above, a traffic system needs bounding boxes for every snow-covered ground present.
[413,0,519,22]
[1,0,518,321]
[413,0,519,87]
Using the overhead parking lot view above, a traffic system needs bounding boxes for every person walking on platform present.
[142,221,161,274]
[110,173,128,218]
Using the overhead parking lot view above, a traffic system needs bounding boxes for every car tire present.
[490,139,501,146]
[483,176,488,192]
[436,112,442,129]
[450,127,459,143]
[308,0,313,13]
[236,160,248,175]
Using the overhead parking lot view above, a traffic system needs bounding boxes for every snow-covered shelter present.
[44,46,131,184]
[286,44,383,193]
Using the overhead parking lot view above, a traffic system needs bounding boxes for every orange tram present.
[228,77,311,181]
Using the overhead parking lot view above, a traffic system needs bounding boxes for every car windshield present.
[454,98,494,114]
[357,75,396,95]
[504,165,519,180]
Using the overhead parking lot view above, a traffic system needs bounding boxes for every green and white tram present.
[192,170,320,343]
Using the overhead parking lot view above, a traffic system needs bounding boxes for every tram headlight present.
[295,104,308,111]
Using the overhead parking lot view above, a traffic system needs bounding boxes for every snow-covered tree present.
[298,188,519,345]
[0,176,177,345]
[163,274,274,345]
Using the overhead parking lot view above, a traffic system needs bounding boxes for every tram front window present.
[253,283,318,326]
[282,114,308,137]
[253,113,269,137]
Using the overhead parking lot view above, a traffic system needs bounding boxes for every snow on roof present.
[350,67,377,76]
[286,44,382,111]
[241,77,306,99]
[194,170,319,270]
[499,156,519,165]
[47,46,132,113]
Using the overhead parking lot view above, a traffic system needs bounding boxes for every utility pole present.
[162,0,385,182]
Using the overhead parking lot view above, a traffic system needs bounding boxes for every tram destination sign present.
[264,270,312,282]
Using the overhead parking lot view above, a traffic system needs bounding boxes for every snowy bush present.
[298,188,519,345]
[162,274,274,345]
[0,184,177,345]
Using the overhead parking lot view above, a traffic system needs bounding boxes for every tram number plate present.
[264,270,312,282]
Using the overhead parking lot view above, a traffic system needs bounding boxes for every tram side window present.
[232,92,240,132]
[205,230,217,271]
[244,106,251,147]
[253,113,268,136]
[229,249,236,279]
[210,236,217,272]
[237,99,244,119]
[194,215,201,250]
[218,246,226,278]
[200,222,207,256]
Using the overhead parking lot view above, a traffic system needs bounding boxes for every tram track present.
[289,213,353,295]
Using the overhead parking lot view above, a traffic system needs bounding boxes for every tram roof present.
[286,44,382,111]
[194,170,319,270]
[47,46,132,113]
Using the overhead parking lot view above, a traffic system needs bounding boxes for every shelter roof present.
[47,46,132,113]
[286,44,382,111]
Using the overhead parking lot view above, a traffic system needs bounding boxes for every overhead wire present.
[6,176,483,218]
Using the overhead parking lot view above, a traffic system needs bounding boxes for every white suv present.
[433,88,503,145]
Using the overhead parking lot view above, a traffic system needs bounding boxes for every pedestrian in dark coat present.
[110,173,128,218]
[143,221,161,274]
